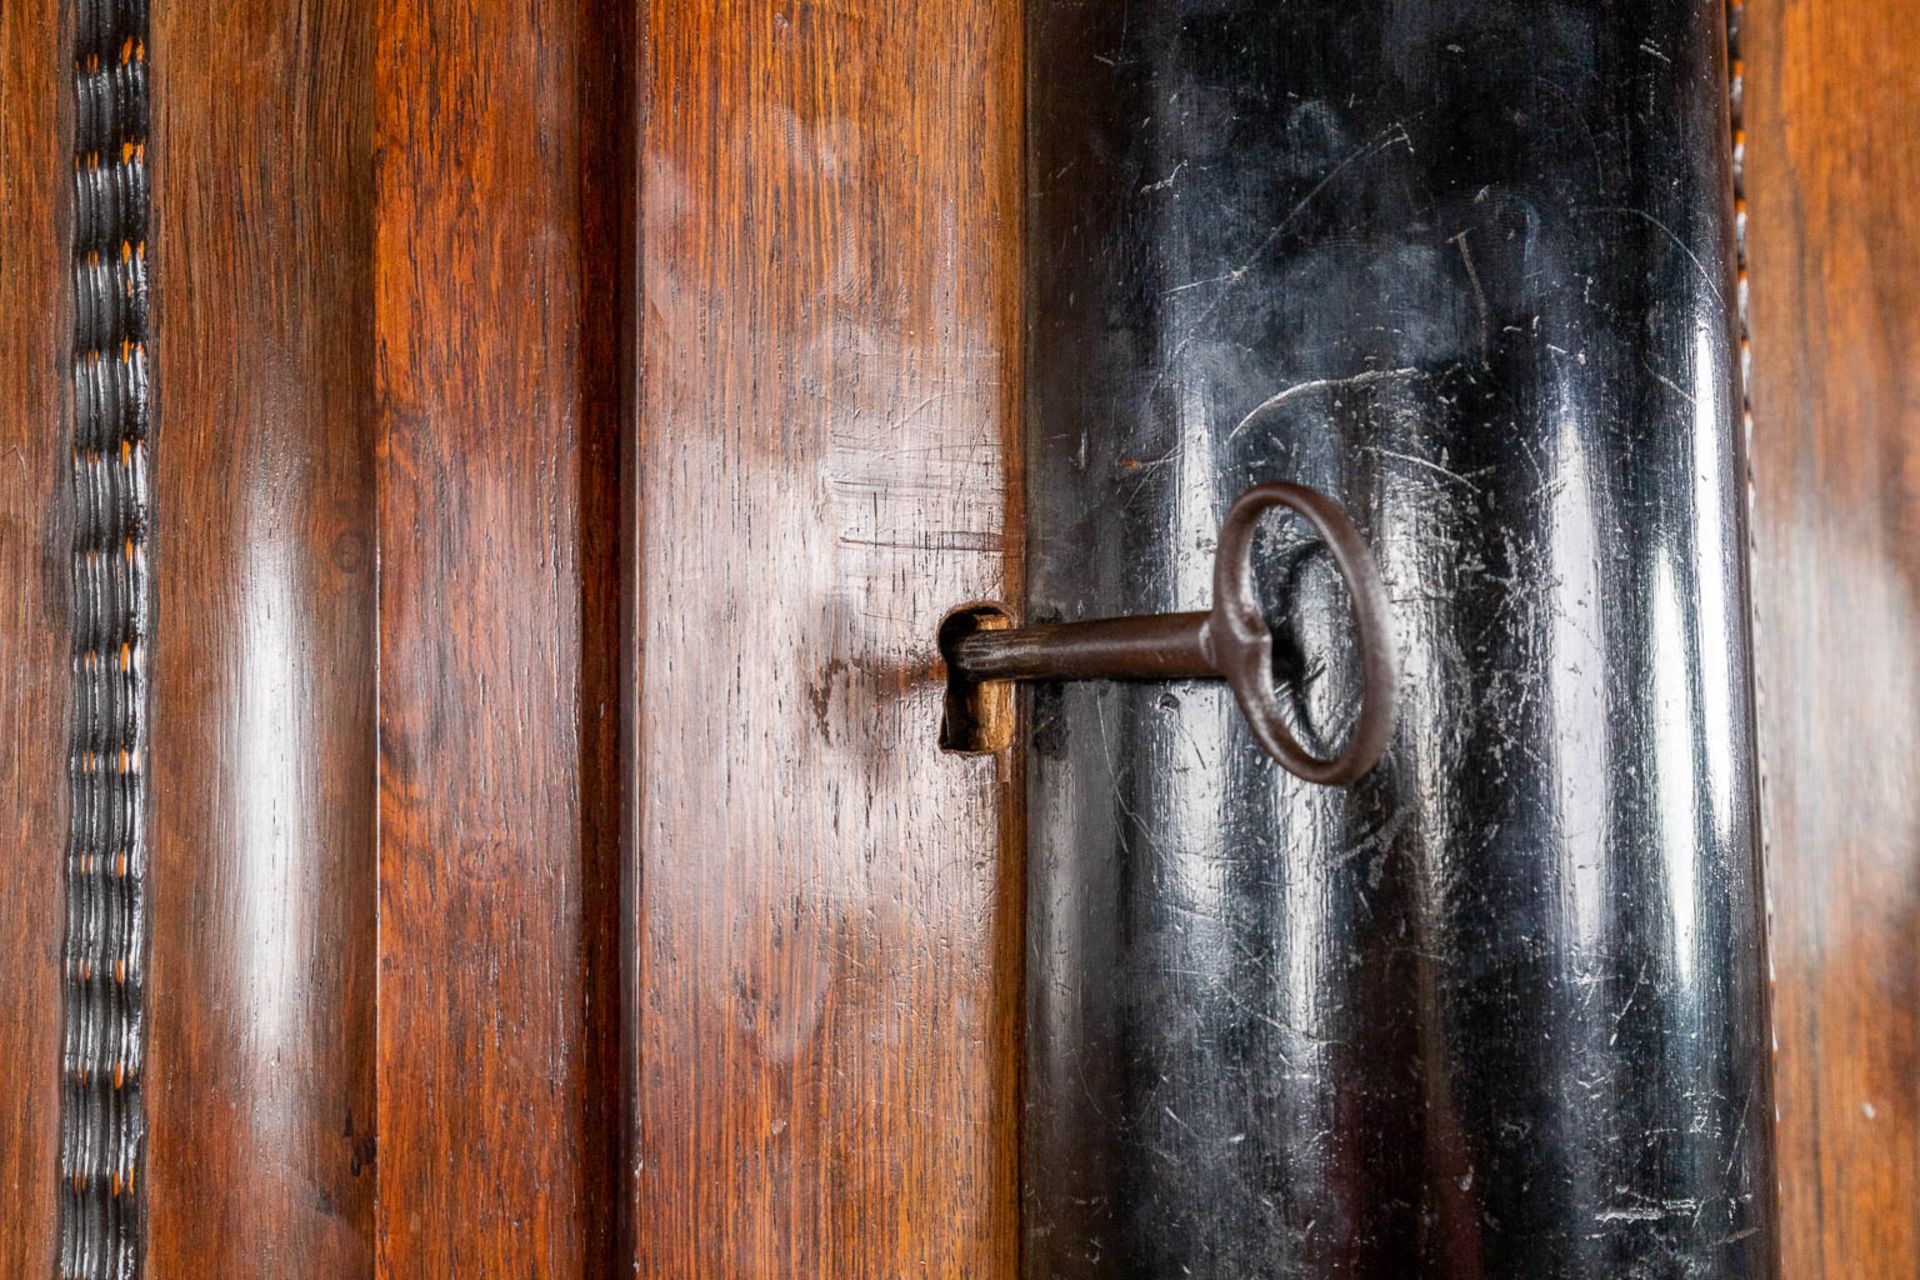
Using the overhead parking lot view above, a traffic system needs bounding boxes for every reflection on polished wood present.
[144,2,377,1272]
[632,0,1025,1274]
[1746,1,1920,1276]
[4,1,1025,1271]
[0,2,68,1273]
[49,0,1920,1273]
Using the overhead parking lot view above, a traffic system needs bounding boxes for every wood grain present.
[1745,1,1920,1274]
[632,1,1024,1275]
[0,1,69,1273]
[143,1,377,1273]
[3,1,1022,1270]
[372,0,627,1272]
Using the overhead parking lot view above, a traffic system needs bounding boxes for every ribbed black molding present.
[60,3,149,1278]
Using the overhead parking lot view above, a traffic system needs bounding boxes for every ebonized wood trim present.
[60,2,150,1278]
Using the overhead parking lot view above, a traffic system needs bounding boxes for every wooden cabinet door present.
[2,1,1917,1278]
[1,1,1020,1275]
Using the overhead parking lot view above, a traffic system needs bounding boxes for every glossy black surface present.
[1023,2,1775,1276]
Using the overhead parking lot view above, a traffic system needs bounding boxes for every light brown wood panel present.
[0,2,69,1272]
[1746,1,1920,1274]
[372,0,628,1272]
[632,1,1024,1275]
[143,1,378,1273]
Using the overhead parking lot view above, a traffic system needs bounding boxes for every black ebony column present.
[1022,2,1775,1276]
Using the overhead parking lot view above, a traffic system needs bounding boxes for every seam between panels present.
[1725,0,1781,1254]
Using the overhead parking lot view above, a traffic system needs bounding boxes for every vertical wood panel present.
[633,1,1023,1274]
[372,0,626,1273]
[1024,3,1770,1274]
[144,1,378,1273]
[0,1,69,1273]
[1746,1,1920,1276]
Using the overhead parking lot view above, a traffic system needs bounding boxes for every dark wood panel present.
[372,0,626,1272]
[0,1,69,1273]
[632,2,1024,1274]
[143,1,377,1273]
[1024,2,1770,1274]
[1746,1,1920,1275]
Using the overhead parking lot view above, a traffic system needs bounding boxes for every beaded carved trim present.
[60,1,149,1277]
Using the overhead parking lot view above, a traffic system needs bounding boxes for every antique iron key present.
[941,483,1397,786]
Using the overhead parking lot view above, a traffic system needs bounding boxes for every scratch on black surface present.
[1589,204,1728,308]
[1226,368,1426,442]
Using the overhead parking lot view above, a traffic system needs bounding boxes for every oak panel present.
[1746,1,1920,1275]
[372,0,627,1272]
[633,1,1024,1274]
[0,2,70,1273]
